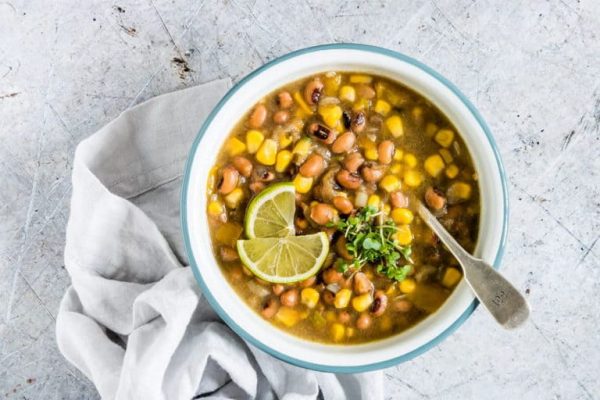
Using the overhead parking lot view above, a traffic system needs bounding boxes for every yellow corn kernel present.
[390,163,402,174]
[439,148,453,163]
[275,307,300,327]
[442,267,462,288]
[279,133,293,149]
[224,188,244,209]
[353,98,371,111]
[246,130,264,154]
[403,153,417,168]
[301,288,320,308]
[346,327,356,338]
[399,278,416,294]
[394,225,413,245]
[293,91,313,115]
[339,85,356,102]
[403,170,423,187]
[385,284,397,296]
[293,175,313,194]
[424,154,445,177]
[225,137,246,156]
[215,222,243,247]
[375,81,387,98]
[380,175,401,193]
[385,115,404,137]
[383,204,391,215]
[352,293,373,312]
[349,74,372,83]
[445,164,459,179]
[256,139,277,165]
[448,182,472,200]
[391,208,414,225]
[330,323,346,342]
[412,106,423,121]
[325,310,337,323]
[275,150,293,173]
[292,137,311,156]
[374,100,391,116]
[367,194,381,209]
[380,315,393,331]
[393,149,404,161]
[435,129,455,148]
[318,104,343,129]
[324,73,342,96]
[334,288,352,309]
[208,200,224,217]
[425,122,439,137]
[365,147,379,161]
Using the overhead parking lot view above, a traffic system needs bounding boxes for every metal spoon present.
[417,202,529,329]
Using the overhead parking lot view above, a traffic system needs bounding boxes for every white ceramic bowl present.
[181,44,508,372]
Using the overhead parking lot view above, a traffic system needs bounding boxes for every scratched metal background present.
[1,0,599,398]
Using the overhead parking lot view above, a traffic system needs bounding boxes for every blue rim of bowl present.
[181,43,509,373]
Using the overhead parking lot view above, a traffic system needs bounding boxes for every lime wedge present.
[237,232,329,283]
[244,182,296,239]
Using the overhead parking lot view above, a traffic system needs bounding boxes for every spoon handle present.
[417,203,529,329]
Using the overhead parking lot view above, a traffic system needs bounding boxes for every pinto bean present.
[343,152,365,173]
[394,299,413,313]
[332,196,354,214]
[370,291,388,317]
[356,313,372,330]
[336,169,362,189]
[390,190,409,208]
[353,272,373,295]
[310,203,336,225]
[272,284,285,296]
[219,246,239,262]
[232,156,253,177]
[277,91,293,109]
[360,163,385,183]
[273,110,289,125]
[280,288,299,307]
[299,154,325,177]
[378,140,395,164]
[425,186,446,210]
[331,131,356,154]
[323,268,343,284]
[351,111,366,133]
[304,78,324,105]
[261,297,279,319]
[249,104,267,128]
[218,166,239,194]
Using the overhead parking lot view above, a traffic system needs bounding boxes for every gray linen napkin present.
[55,79,383,400]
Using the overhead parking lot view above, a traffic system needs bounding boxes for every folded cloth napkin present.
[56,79,383,400]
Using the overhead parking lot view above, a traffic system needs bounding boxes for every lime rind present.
[244,182,296,239]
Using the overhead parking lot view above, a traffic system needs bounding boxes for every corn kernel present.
[391,208,414,225]
[224,188,244,209]
[339,85,356,102]
[424,154,445,177]
[225,137,246,156]
[425,122,439,137]
[367,194,381,208]
[324,73,342,96]
[380,175,401,193]
[208,200,224,217]
[403,153,417,168]
[383,204,391,215]
[374,100,391,116]
[435,129,455,148]
[294,175,313,194]
[393,149,404,161]
[275,150,293,173]
[256,139,277,165]
[390,163,403,174]
[385,284,397,296]
[412,106,423,121]
[330,323,346,342]
[394,225,413,245]
[399,278,416,294]
[215,222,243,247]
[375,81,387,98]
[442,267,462,288]
[403,170,423,187]
[334,288,352,308]
[301,288,320,308]
[279,133,293,149]
[349,74,372,83]
[352,293,373,312]
[439,148,453,163]
[445,164,459,179]
[385,115,404,137]
[365,147,379,161]
[246,130,264,154]
[325,310,337,322]
[292,137,311,156]
[318,104,343,129]
[275,307,300,327]
[346,327,356,338]
[353,98,371,111]
[447,182,472,200]
[293,91,313,115]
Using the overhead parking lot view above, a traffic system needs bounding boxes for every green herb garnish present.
[329,206,413,281]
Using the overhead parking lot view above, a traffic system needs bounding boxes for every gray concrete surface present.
[1,0,599,398]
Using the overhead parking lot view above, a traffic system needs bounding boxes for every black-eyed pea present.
[332,196,354,214]
[299,276,317,288]
[248,104,267,128]
[280,288,299,307]
[338,311,352,324]
[353,272,373,295]
[277,91,293,109]
[378,140,395,164]
[360,164,385,183]
[218,166,239,195]
[322,268,343,284]
[370,291,388,317]
[261,297,279,319]
[304,78,324,105]
[331,131,356,154]
[232,156,253,177]
[425,186,446,210]
[299,154,325,177]
[343,152,365,173]
[273,110,289,125]
[394,299,413,313]
[336,169,362,189]
[356,313,372,330]
[272,284,285,296]
[310,203,336,225]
